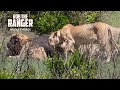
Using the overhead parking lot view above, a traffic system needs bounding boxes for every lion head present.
[28,46,47,60]
[6,34,30,56]
[48,31,61,46]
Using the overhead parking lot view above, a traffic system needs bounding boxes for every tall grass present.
[44,50,98,79]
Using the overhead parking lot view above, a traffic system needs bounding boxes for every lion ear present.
[56,31,60,37]
[49,31,53,35]
[54,31,60,37]
[41,47,45,52]
[54,31,57,36]
[62,26,70,30]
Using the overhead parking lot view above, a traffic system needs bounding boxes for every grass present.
[0,56,52,79]
[0,31,52,79]
[96,11,120,79]
[101,11,120,27]
[44,50,98,79]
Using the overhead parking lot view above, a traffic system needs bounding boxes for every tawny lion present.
[6,34,30,56]
[6,34,47,60]
[49,22,120,62]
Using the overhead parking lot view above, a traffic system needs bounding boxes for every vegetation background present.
[0,11,120,79]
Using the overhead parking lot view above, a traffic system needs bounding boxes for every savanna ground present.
[0,11,120,79]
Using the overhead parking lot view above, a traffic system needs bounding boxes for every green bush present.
[31,11,101,34]
[0,11,101,32]
[32,11,70,34]
[44,50,98,79]
[0,11,101,34]
[82,11,101,23]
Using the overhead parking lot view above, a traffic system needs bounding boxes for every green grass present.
[0,56,52,79]
[44,50,98,79]
[0,31,52,79]
[96,11,120,79]
[101,11,120,27]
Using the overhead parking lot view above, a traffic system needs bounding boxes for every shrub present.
[44,50,98,79]
[31,11,101,34]
[32,11,70,34]
[82,11,101,23]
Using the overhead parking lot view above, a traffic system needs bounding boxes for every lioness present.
[28,45,47,60]
[49,22,120,62]
[60,36,75,59]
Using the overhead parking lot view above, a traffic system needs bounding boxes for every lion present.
[27,45,47,60]
[6,34,48,60]
[6,33,30,56]
[60,36,75,59]
[49,22,120,62]
[6,34,64,60]
[7,41,47,60]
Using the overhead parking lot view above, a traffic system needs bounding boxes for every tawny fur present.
[49,22,120,62]
[28,46,47,60]
[6,34,30,56]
